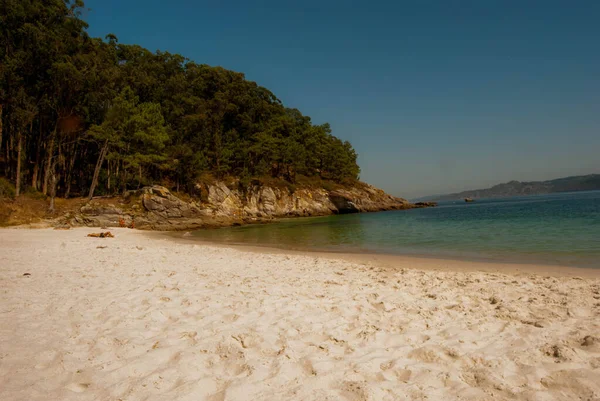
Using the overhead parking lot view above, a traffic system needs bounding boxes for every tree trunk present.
[115,160,120,193]
[0,104,3,161]
[107,160,111,192]
[4,143,9,178]
[6,129,15,179]
[42,126,57,195]
[78,147,87,192]
[32,120,43,190]
[137,165,142,189]
[48,163,57,213]
[123,167,128,193]
[64,144,77,199]
[88,139,108,199]
[15,131,22,196]
[48,150,59,213]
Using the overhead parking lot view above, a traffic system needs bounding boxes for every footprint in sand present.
[340,381,369,401]
[394,368,412,382]
[300,357,317,376]
[380,360,395,371]
[66,382,91,393]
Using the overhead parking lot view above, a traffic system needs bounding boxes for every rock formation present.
[67,181,435,230]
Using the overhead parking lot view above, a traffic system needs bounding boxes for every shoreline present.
[158,231,600,278]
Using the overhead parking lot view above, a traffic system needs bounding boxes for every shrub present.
[322,181,335,192]
[23,186,47,200]
[285,182,297,193]
[0,178,15,199]
[238,171,251,193]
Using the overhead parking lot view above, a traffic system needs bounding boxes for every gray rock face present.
[71,181,431,230]
[207,181,231,205]
[259,187,277,215]
[206,182,243,217]
[80,204,123,216]
[73,213,127,228]
[141,186,200,218]
[76,203,126,227]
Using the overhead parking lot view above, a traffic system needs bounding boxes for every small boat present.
[464,197,475,203]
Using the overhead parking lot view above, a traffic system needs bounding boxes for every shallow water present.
[190,190,600,268]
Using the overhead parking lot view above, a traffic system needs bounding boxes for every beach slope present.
[1,228,599,400]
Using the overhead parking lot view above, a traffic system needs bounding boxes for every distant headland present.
[416,174,600,202]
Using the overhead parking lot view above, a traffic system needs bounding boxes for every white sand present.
[1,228,599,401]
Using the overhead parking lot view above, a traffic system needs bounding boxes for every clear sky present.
[82,0,600,199]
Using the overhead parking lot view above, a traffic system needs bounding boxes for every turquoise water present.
[190,190,600,268]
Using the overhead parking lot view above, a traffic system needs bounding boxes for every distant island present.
[417,174,600,202]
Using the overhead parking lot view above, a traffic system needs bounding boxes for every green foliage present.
[0,0,361,198]
[238,169,253,193]
[0,178,16,199]
[285,182,297,194]
[23,187,47,200]
[322,182,335,192]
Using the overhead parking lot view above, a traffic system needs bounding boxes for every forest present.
[0,0,360,202]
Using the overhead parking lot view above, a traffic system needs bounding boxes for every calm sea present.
[190,190,600,268]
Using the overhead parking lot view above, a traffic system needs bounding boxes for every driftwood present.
[87,231,114,238]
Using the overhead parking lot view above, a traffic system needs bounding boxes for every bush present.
[23,186,47,200]
[322,181,335,192]
[295,174,321,189]
[285,182,296,193]
[238,171,251,193]
[0,178,15,199]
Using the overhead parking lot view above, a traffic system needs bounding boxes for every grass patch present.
[0,193,85,227]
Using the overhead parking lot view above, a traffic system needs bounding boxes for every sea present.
[189,190,600,269]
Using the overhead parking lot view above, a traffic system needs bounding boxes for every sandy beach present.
[1,228,599,401]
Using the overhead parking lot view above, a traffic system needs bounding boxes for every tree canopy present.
[0,0,360,199]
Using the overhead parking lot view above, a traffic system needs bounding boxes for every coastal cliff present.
[65,181,434,230]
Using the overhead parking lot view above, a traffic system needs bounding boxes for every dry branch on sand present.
[87,231,114,238]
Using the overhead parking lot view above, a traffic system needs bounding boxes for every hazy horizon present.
[84,0,600,198]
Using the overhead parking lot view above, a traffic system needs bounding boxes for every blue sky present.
[83,0,600,198]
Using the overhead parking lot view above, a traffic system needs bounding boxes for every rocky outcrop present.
[141,186,202,218]
[67,181,435,230]
[413,201,438,208]
[73,204,127,228]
